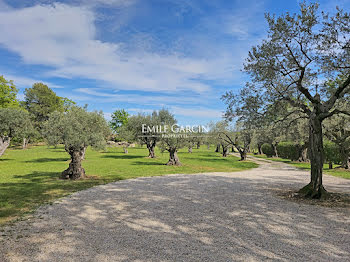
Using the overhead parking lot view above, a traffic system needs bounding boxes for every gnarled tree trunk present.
[215,144,220,152]
[147,144,156,158]
[299,115,328,199]
[166,148,181,166]
[238,148,247,161]
[197,142,200,149]
[188,146,193,153]
[0,136,10,157]
[222,145,228,157]
[271,142,278,158]
[257,143,263,155]
[61,147,86,180]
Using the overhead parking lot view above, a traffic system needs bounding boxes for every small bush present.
[262,144,274,157]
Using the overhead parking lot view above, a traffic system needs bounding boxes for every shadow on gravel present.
[2,174,349,261]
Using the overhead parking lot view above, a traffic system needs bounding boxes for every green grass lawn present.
[0,145,257,225]
[252,154,350,179]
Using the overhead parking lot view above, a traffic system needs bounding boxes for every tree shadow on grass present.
[0,158,12,162]
[13,171,62,182]
[24,158,69,163]
[131,161,165,166]
[102,154,144,160]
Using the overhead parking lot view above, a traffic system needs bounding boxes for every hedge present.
[277,142,300,161]
[261,144,275,157]
[262,141,342,164]
[324,141,342,164]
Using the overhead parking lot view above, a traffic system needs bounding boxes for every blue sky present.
[0,0,349,125]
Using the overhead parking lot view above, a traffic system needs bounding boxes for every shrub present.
[277,142,300,161]
[262,143,274,157]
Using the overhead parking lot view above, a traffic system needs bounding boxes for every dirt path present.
[1,157,349,261]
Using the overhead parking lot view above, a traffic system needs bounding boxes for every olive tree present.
[121,109,176,158]
[157,114,186,166]
[0,108,34,156]
[226,3,349,198]
[159,133,186,166]
[209,121,231,157]
[42,107,110,179]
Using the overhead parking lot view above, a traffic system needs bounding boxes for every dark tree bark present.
[299,115,328,198]
[61,147,86,179]
[147,144,156,158]
[257,143,263,155]
[222,144,228,157]
[215,144,220,152]
[166,148,181,166]
[0,136,10,156]
[329,162,333,169]
[146,140,156,158]
[231,146,235,153]
[197,142,200,149]
[271,142,278,158]
[238,148,247,161]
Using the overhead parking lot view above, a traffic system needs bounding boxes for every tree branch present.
[324,74,350,111]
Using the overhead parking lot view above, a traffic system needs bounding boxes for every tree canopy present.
[23,83,64,126]
[0,75,19,108]
[0,108,34,156]
[42,106,110,179]
[223,2,350,198]
[110,109,130,134]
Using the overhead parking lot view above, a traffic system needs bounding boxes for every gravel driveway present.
[1,157,350,262]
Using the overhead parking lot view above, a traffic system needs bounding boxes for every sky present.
[0,0,349,125]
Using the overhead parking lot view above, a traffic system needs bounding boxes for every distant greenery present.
[252,154,350,179]
[0,75,19,108]
[0,145,257,225]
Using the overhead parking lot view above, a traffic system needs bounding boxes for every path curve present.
[1,156,350,261]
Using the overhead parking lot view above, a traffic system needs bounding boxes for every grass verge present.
[252,154,350,179]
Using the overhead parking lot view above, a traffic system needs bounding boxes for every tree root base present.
[166,161,182,166]
[298,183,330,200]
[60,167,86,180]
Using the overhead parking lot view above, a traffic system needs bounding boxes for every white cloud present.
[75,0,136,7]
[0,3,232,94]
[75,88,203,105]
[170,106,223,118]
[3,74,64,89]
